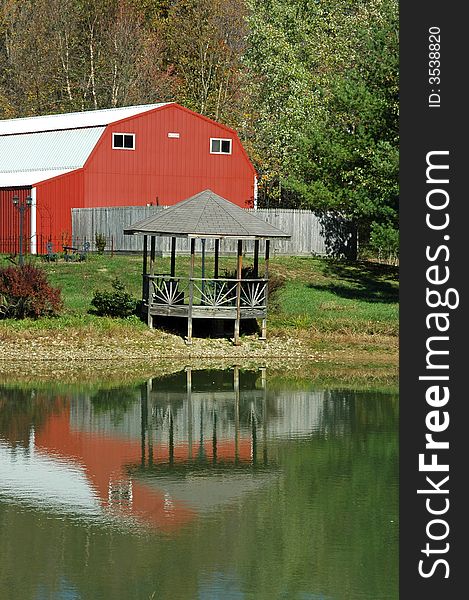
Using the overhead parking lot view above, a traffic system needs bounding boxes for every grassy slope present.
[267,257,398,336]
[0,253,398,370]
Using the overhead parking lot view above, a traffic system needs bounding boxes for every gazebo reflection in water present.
[124,367,275,516]
[1,367,326,528]
[124,190,290,343]
[134,366,269,473]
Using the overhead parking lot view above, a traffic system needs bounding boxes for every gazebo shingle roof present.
[124,190,290,239]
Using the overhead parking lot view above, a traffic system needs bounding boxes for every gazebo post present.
[147,236,156,328]
[234,239,243,345]
[186,367,193,459]
[187,238,196,344]
[201,238,206,296]
[234,365,240,464]
[253,239,259,277]
[170,237,176,277]
[261,239,270,340]
[214,239,219,278]
[150,235,156,275]
[142,234,148,304]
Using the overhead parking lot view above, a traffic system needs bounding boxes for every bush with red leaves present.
[0,264,63,319]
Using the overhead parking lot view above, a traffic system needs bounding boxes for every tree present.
[244,0,399,256]
[164,0,247,124]
[287,0,399,254]
[0,0,176,117]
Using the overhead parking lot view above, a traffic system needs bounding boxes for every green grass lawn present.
[269,257,398,336]
[0,252,398,338]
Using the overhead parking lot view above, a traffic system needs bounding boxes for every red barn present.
[0,103,257,254]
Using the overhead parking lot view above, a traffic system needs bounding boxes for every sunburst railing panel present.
[149,275,188,306]
[240,280,268,308]
[146,276,268,309]
[192,279,238,307]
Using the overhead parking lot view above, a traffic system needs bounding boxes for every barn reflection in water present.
[1,368,326,530]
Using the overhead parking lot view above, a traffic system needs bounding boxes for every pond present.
[0,367,398,600]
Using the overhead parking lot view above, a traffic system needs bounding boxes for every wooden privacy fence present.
[71,207,327,256]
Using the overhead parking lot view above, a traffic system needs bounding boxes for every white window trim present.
[112,132,136,150]
[210,137,232,155]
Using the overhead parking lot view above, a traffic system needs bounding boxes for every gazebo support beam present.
[234,239,243,345]
[261,239,270,340]
[186,367,193,459]
[234,365,240,464]
[187,238,196,344]
[170,237,176,277]
[253,239,259,278]
[142,235,148,303]
[149,236,156,274]
[214,239,219,278]
[147,236,156,328]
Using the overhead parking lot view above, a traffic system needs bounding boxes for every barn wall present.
[0,188,32,255]
[83,104,255,209]
[2,104,256,255]
[35,170,85,253]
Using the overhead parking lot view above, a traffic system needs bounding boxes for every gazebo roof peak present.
[124,189,291,239]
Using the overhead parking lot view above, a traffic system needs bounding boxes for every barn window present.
[210,138,232,154]
[113,133,135,150]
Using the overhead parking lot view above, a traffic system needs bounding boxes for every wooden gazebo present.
[124,190,290,344]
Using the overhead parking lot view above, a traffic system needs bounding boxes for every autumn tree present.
[0,0,176,117]
[164,0,248,125]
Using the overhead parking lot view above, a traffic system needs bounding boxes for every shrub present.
[222,265,285,297]
[42,252,59,262]
[222,265,257,279]
[0,264,63,319]
[63,252,87,263]
[369,223,399,264]
[95,232,107,254]
[267,273,286,297]
[90,278,137,318]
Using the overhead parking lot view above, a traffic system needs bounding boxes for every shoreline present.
[0,328,398,385]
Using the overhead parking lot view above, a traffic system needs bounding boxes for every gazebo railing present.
[146,275,268,309]
[193,278,238,307]
[149,274,188,306]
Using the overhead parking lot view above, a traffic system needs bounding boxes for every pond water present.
[0,368,398,600]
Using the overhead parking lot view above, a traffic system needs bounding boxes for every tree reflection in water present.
[0,369,398,600]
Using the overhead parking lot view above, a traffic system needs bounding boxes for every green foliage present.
[95,233,107,254]
[90,278,137,317]
[222,264,286,298]
[369,222,399,263]
[287,0,398,235]
[42,252,60,262]
[63,252,87,262]
[245,0,399,253]
[221,265,257,279]
[0,264,63,319]
[90,386,140,425]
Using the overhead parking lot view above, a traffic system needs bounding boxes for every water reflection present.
[0,368,398,600]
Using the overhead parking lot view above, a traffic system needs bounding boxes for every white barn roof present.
[0,103,170,187]
[0,127,105,172]
[0,169,75,187]
[0,103,169,136]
